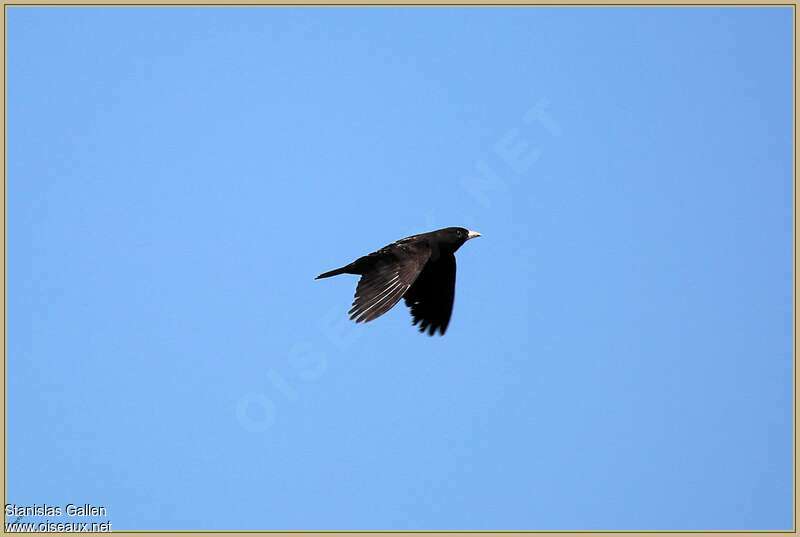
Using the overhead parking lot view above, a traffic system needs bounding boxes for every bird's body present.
[316,227,481,335]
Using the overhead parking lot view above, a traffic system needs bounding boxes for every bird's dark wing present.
[403,252,456,336]
[348,242,431,323]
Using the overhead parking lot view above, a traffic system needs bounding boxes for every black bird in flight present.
[316,227,481,336]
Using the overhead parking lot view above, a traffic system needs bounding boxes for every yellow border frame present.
[0,3,795,535]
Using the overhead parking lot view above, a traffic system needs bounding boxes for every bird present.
[315,227,481,336]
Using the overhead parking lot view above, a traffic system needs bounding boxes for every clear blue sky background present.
[8,7,793,531]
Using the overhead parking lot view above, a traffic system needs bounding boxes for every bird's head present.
[437,227,481,251]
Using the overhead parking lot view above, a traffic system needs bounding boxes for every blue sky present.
[7,7,793,531]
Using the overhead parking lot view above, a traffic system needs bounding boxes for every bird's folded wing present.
[403,253,457,336]
[349,243,431,323]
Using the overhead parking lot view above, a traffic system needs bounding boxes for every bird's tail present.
[315,266,350,280]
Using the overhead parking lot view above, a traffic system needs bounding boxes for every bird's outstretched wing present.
[348,242,431,323]
[403,253,456,336]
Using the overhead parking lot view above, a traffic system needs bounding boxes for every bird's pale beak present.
[466,230,482,240]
